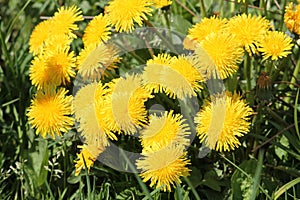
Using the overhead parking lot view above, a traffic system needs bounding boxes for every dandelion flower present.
[29,19,53,55]
[136,144,190,192]
[51,5,83,38]
[194,32,244,80]
[143,54,204,98]
[284,2,300,35]
[74,143,105,176]
[258,31,293,61]
[96,75,153,135]
[27,88,74,138]
[142,53,172,93]
[74,82,109,146]
[106,0,153,32]
[185,16,228,50]
[227,13,271,55]
[82,14,111,47]
[163,55,204,98]
[94,83,118,141]
[151,0,172,9]
[44,46,76,86]
[29,54,52,90]
[76,43,120,81]
[140,111,191,152]
[194,92,253,152]
[43,34,73,53]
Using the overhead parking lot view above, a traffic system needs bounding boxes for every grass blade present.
[274,177,300,200]
[249,149,264,200]
[294,89,300,140]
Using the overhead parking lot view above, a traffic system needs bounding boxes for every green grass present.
[1,0,300,199]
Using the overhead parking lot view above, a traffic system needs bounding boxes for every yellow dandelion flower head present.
[143,54,203,99]
[29,19,53,55]
[194,92,253,152]
[140,110,190,152]
[74,144,105,176]
[51,5,83,38]
[151,0,172,9]
[228,13,271,55]
[284,2,300,35]
[73,82,109,146]
[94,82,118,141]
[29,54,52,90]
[161,56,204,98]
[136,144,190,192]
[27,88,74,138]
[142,53,172,93]
[83,14,111,47]
[187,16,228,44]
[44,46,76,86]
[101,75,153,135]
[43,34,73,53]
[106,0,153,32]
[258,31,294,61]
[76,43,120,81]
[194,32,244,80]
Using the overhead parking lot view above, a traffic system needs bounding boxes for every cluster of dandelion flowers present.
[258,31,293,61]
[227,13,271,55]
[76,43,120,81]
[194,32,244,80]
[51,5,83,38]
[27,88,74,138]
[185,16,228,50]
[82,14,111,47]
[136,144,190,192]
[73,82,109,146]
[29,5,83,55]
[74,144,105,176]
[194,92,253,152]
[97,75,153,135]
[106,0,152,32]
[140,111,191,152]
[143,54,204,99]
[284,2,300,35]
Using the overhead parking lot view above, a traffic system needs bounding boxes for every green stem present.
[6,0,31,42]
[259,0,267,17]
[250,149,264,200]
[119,149,153,200]
[279,0,287,31]
[183,177,201,200]
[290,57,300,89]
[143,20,178,54]
[244,0,248,14]
[220,154,272,199]
[294,89,300,140]
[199,0,207,18]
[244,53,252,92]
[163,11,172,44]
[220,0,224,18]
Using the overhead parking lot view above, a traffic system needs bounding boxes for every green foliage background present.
[0,0,300,199]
